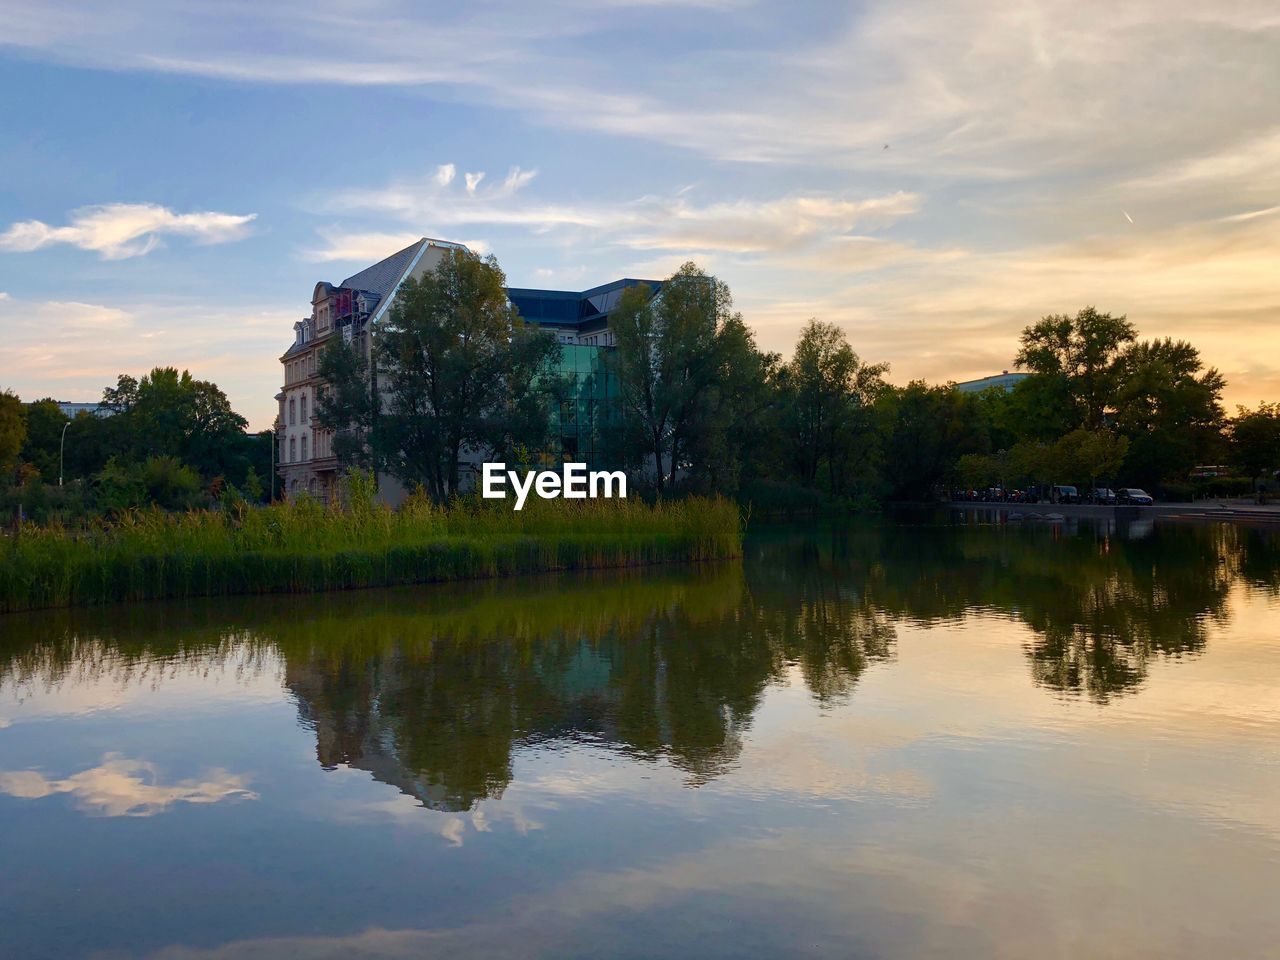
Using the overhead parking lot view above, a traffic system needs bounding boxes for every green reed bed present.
[0,493,742,613]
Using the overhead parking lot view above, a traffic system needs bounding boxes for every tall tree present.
[1112,338,1225,485]
[319,248,559,501]
[18,398,70,483]
[1231,403,1280,488]
[1015,307,1136,429]
[780,319,888,495]
[607,262,739,493]
[0,390,26,475]
[879,382,990,500]
[683,314,781,494]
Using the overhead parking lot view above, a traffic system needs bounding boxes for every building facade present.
[276,238,658,503]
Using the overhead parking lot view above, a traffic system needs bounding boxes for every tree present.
[682,313,781,494]
[318,248,559,501]
[780,320,888,495]
[1231,403,1280,490]
[18,398,70,483]
[0,390,26,476]
[1015,307,1136,429]
[879,382,990,500]
[93,368,250,483]
[607,262,741,493]
[1112,338,1225,485]
[1053,428,1129,492]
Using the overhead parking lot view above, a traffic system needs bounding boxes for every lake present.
[2,516,1278,959]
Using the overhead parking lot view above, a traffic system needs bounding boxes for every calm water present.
[2,517,1279,959]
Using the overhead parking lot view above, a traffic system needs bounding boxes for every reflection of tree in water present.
[750,518,1248,703]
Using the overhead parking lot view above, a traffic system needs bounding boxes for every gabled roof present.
[340,239,428,303]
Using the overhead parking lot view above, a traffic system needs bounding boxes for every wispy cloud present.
[0,202,256,259]
[318,164,920,260]
[3,1,1277,183]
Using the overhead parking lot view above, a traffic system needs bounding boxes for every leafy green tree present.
[879,382,990,500]
[780,320,889,494]
[94,368,250,483]
[319,248,559,501]
[18,398,70,483]
[1053,428,1129,491]
[682,314,781,494]
[1015,307,1136,429]
[1113,338,1225,485]
[607,263,742,493]
[1231,403,1280,490]
[0,390,26,477]
[243,465,265,503]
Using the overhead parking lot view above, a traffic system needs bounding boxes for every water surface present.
[2,518,1278,959]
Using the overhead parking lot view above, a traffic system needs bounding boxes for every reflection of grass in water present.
[0,562,746,688]
[0,494,742,613]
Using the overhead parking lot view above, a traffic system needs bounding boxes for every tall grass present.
[0,491,742,613]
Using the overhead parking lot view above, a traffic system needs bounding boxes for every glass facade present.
[507,278,661,469]
[550,344,618,465]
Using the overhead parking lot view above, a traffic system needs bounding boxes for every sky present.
[0,0,1277,430]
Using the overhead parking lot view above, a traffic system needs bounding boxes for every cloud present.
[304,232,426,264]
[0,294,293,429]
[739,211,1280,408]
[0,753,257,817]
[319,166,919,259]
[0,203,256,259]
[2,1,1277,185]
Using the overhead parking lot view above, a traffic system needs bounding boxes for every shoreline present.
[945,500,1280,526]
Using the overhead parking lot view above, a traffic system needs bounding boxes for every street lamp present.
[59,420,71,487]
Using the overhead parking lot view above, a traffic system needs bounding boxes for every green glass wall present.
[550,344,618,466]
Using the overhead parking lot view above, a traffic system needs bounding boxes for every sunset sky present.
[1,1,1277,429]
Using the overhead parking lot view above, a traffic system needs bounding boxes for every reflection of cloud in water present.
[317,784,543,848]
[0,753,257,816]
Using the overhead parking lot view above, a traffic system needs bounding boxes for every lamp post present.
[59,420,71,487]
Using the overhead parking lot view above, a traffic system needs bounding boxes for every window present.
[301,434,308,461]
[300,394,308,422]
[289,398,296,425]
[289,437,296,462]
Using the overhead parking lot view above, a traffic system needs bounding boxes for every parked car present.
[1117,487,1154,505]
[1092,487,1117,505]
[1051,485,1080,504]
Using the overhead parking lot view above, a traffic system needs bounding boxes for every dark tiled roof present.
[340,239,427,302]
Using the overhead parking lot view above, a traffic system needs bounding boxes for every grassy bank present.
[0,493,742,613]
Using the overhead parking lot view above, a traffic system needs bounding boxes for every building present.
[277,238,658,502]
[508,279,661,465]
[51,401,113,419]
[954,370,1030,393]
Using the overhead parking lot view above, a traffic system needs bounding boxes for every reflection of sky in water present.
[0,520,1277,960]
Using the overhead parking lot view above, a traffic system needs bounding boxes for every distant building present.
[51,401,113,418]
[954,371,1030,393]
[277,238,658,503]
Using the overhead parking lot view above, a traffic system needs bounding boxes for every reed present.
[0,493,742,613]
